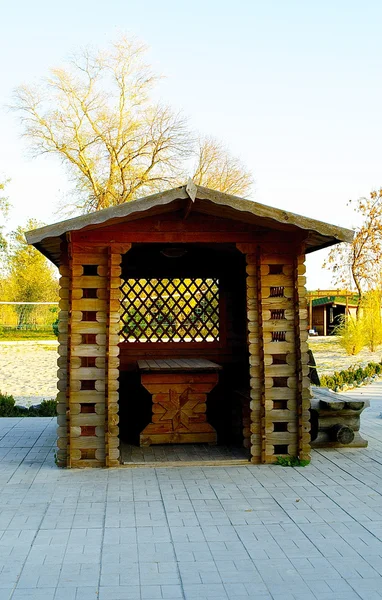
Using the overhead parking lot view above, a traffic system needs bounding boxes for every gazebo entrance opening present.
[117,242,251,464]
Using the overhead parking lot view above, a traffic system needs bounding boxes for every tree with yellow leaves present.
[0,219,58,328]
[0,177,10,252]
[13,37,253,214]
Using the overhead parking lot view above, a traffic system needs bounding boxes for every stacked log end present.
[237,243,263,464]
[295,254,311,462]
[55,243,129,468]
[68,247,109,467]
[56,258,70,468]
[260,250,298,462]
[105,247,130,467]
[238,241,311,464]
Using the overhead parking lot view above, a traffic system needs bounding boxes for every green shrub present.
[320,361,382,391]
[52,318,59,337]
[361,290,382,351]
[0,393,16,416]
[35,399,57,416]
[0,393,57,417]
[336,315,365,356]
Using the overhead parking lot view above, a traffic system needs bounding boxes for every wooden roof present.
[26,181,354,266]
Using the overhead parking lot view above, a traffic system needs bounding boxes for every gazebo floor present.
[120,442,250,467]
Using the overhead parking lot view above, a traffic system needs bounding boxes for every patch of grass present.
[308,337,342,354]
[39,345,59,351]
[275,456,310,467]
[0,329,56,341]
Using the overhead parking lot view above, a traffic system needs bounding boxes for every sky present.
[1,0,382,289]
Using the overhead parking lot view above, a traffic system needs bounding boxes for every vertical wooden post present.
[105,243,131,467]
[61,242,130,468]
[66,238,73,467]
[56,238,71,468]
[294,254,311,462]
[237,243,263,463]
[259,245,301,463]
[237,242,308,463]
[309,295,313,330]
[67,245,109,467]
[104,248,111,466]
[323,307,327,336]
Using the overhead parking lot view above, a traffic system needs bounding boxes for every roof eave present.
[25,184,355,265]
[25,185,189,246]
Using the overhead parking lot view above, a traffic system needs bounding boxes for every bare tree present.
[192,136,253,197]
[325,189,382,309]
[13,37,254,213]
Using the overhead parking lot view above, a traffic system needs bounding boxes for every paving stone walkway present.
[1,384,382,600]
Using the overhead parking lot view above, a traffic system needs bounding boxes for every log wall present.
[238,242,311,464]
[69,246,109,467]
[56,216,311,467]
[56,241,70,468]
[236,244,263,462]
[105,245,131,466]
[295,255,311,461]
[55,241,129,467]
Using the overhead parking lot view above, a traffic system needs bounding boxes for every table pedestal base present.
[139,373,218,447]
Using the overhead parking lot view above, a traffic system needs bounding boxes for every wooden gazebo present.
[26,181,353,468]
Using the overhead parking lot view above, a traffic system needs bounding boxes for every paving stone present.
[139,561,180,585]
[182,582,228,598]
[141,584,184,599]
[178,560,221,584]
[1,397,382,600]
[98,586,140,600]
[173,541,213,562]
[11,589,56,600]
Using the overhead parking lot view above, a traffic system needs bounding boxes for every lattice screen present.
[120,278,219,342]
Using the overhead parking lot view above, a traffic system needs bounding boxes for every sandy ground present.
[0,341,58,407]
[0,337,382,407]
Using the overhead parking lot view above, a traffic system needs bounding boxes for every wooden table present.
[138,359,222,447]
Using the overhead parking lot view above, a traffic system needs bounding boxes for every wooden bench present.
[310,387,369,448]
[138,359,222,447]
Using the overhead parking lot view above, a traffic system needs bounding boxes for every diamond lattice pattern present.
[120,278,219,343]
